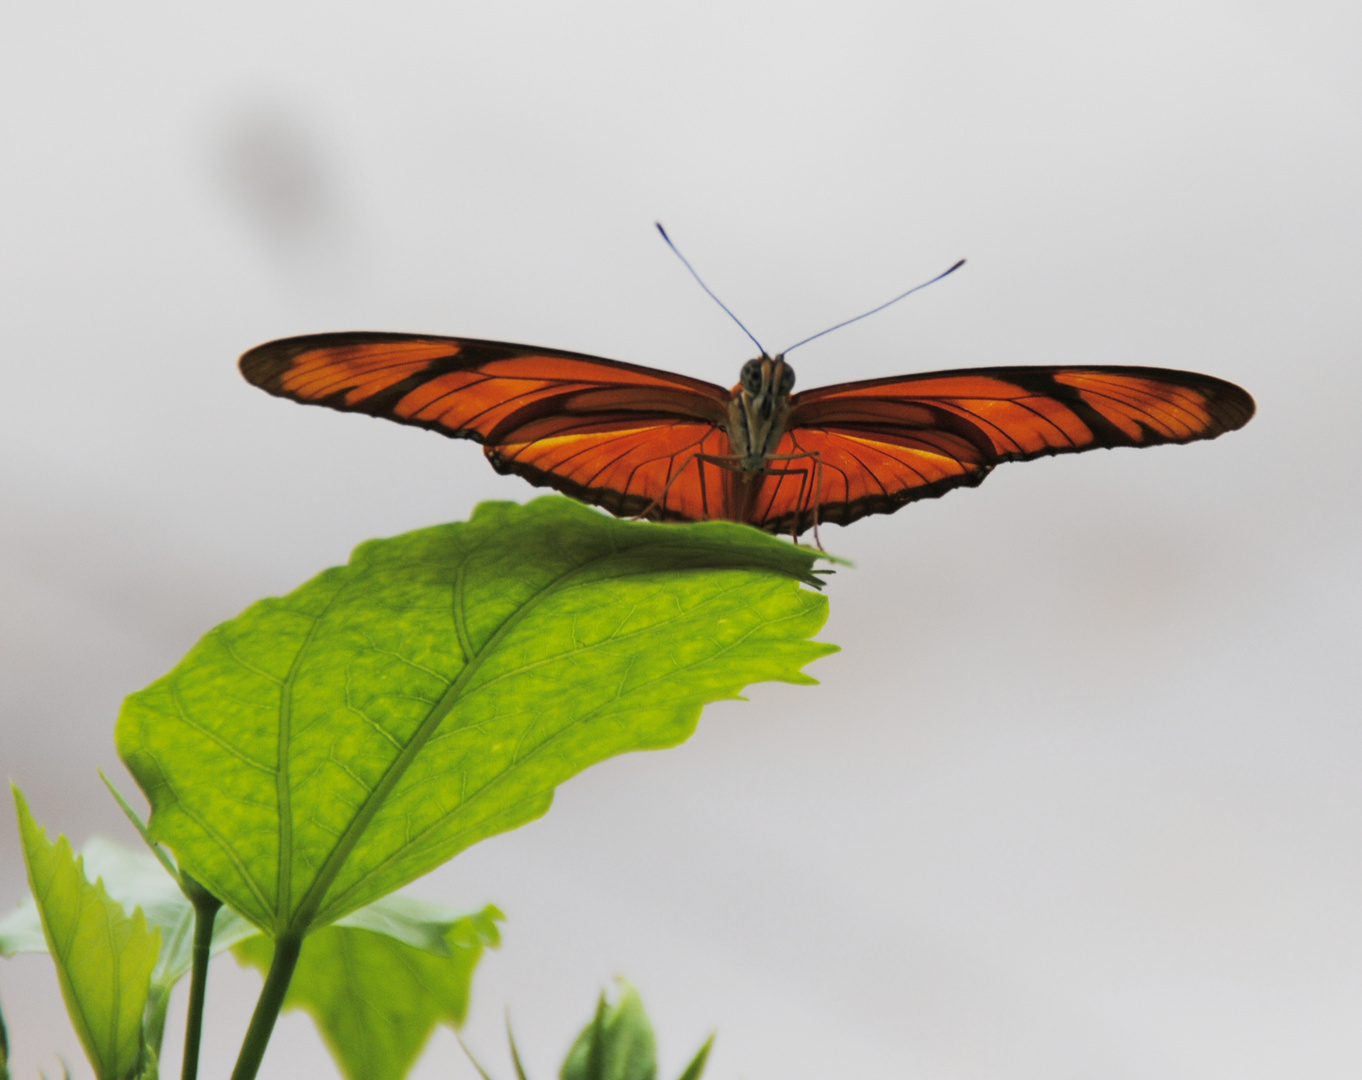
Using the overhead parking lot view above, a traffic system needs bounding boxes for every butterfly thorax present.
[726,355,795,471]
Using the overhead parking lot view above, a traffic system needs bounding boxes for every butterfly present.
[239,330,1254,542]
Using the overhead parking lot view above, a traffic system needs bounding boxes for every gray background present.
[2,2,1359,1077]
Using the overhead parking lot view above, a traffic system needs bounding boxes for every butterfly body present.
[240,332,1254,538]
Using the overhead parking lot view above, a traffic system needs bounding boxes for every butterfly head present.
[739,355,796,409]
[728,355,796,469]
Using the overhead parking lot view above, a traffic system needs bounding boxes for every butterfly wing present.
[747,365,1255,534]
[240,332,734,520]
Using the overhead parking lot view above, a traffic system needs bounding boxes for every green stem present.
[228,931,303,1080]
[180,878,222,1080]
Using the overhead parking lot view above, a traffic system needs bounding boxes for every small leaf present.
[0,897,48,956]
[331,891,485,955]
[457,1033,500,1080]
[561,980,657,1080]
[98,771,179,881]
[117,498,835,938]
[13,789,159,1080]
[233,905,502,1080]
[0,838,489,979]
[0,837,255,989]
[673,1035,712,1080]
[508,1022,531,1080]
[0,988,9,1080]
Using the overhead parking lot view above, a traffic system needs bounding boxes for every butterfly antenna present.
[781,258,966,355]
[655,222,768,356]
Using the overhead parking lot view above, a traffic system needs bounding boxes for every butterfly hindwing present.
[487,420,734,522]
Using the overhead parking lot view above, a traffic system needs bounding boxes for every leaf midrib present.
[315,583,820,921]
[274,593,338,932]
[284,543,625,934]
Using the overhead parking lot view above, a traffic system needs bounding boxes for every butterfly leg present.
[760,451,825,550]
[631,450,743,522]
[801,452,824,550]
[757,464,815,545]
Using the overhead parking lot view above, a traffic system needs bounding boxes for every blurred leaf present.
[672,1035,712,1080]
[509,1024,531,1080]
[233,904,502,1080]
[117,497,835,937]
[13,789,159,1080]
[0,898,47,956]
[0,988,8,1080]
[331,891,481,955]
[463,982,709,1080]
[562,981,656,1080]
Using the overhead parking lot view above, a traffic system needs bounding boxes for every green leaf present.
[509,1024,531,1080]
[0,989,9,1080]
[1,832,501,1077]
[331,891,481,955]
[117,498,835,937]
[0,837,256,989]
[12,789,160,1080]
[98,771,179,881]
[232,904,502,1080]
[0,897,48,956]
[0,837,490,975]
[672,1035,712,1080]
[561,981,656,1080]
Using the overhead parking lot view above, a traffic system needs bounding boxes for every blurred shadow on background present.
[214,102,334,247]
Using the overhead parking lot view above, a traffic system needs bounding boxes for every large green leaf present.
[233,904,501,1080]
[12,790,159,1080]
[117,498,834,937]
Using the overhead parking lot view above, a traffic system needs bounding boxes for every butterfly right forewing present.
[750,364,1256,534]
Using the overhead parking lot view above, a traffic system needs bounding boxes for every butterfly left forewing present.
[240,332,736,521]
[240,332,730,441]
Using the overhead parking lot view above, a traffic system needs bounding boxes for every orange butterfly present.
[239,331,1254,541]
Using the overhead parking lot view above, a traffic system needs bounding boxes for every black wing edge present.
[238,331,730,407]
[793,364,1256,443]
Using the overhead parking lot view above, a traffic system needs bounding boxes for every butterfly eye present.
[740,359,765,395]
[778,365,796,395]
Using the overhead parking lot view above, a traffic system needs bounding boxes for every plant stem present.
[179,879,222,1080]
[228,931,302,1080]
